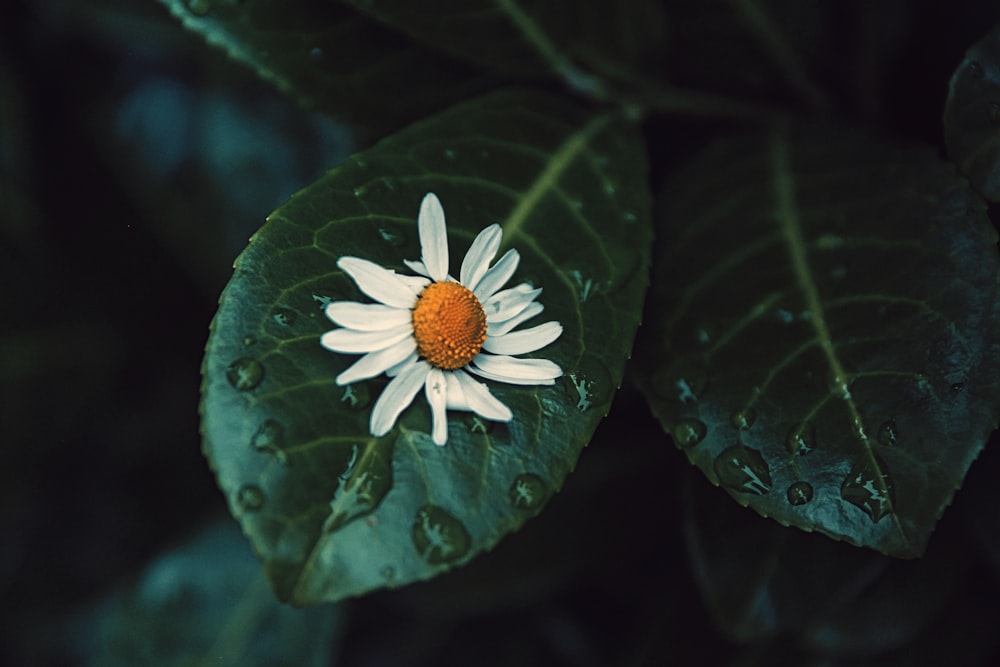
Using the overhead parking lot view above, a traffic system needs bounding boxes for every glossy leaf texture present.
[635,125,1000,558]
[944,22,1000,201]
[201,88,652,604]
[157,0,498,137]
[340,0,667,88]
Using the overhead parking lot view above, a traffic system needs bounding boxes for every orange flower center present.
[412,282,487,370]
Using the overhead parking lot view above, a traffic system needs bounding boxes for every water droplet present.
[566,269,599,303]
[951,382,965,392]
[378,225,406,247]
[877,420,898,446]
[251,419,287,464]
[185,0,211,15]
[731,407,756,430]
[787,481,813,506]
[243,335,256,346]
[412,505,470,564]
[353,186,366,197]
[829,375,852,400]
[273,307,297,327]
[841,456,894,523]
[714,446,772,495]
[786,421,817,455]
[653,362,709,405]
[340,383,371,411]
[380,565,396,581]
[236,485,264,512]
[312,293,334,309]
[226,358,264,391]
[563,360,613,412]
[323,443,392,532]
[672,418,707,448]
[510,473,547,511]
[463,413,495,435]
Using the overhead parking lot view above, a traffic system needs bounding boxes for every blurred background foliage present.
[4,0,1000,665]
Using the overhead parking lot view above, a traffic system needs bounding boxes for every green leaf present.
[635,125,1000,558]
[156,0,498,136]
[201,88,652,604]
[341,0,667,89]
[944,23,1000,201]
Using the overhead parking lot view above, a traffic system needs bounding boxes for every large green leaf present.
[156,0,498,136]
[635,125,1000,558]
[340,0,667,87]
[201,88,651,604]
[944,23,1000,201]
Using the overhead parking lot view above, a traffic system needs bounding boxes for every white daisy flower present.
[321,192,563,445]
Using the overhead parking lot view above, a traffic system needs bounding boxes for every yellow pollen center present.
[412,282,487,370]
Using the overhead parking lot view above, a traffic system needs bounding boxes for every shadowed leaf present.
[636,125,1000,558]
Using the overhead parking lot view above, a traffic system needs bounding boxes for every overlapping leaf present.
[945,22,1000,201]
[201,89,651,604]
[340,0,667,87]
[636,125,1000,557]
[156,0,498,136]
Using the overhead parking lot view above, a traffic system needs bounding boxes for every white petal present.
[338,257,419,308]
[403,259,429,277]
[474,248,520,302]
[425,368,449,445]
[460,224,502,292]
[483,284,541,323]
[488,302,543,337]
[418,193,449,282]
[325,301,411,331]
[397,274,432,295]
[467,353,562,385]
[336,338,416,385]
[455,370,513,421]
[320,324,413,353]
[444,372,469,411]
[386,351,419,377]
[483,321,562,355]
[370,360,430,437]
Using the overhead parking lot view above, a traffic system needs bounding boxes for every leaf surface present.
[636,125,1000,557]
[157,0,498,136]
[201,88,651,603]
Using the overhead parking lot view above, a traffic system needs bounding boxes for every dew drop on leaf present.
[714,446,772,495]
[273,307,297,327]
[841,456,895,523]
[730,407,757,431]
[787,481,814,506]
[340,383,371,411]
[412,505,470,565]
[243,335,256,346]
[877,420,898,446]
[377,224,407,247]
[251,419,287,464]
[786,421,817,455]
[236,485,265,512]
[672,418,707,448]
[226,358,264,391]
[509,473,547,511]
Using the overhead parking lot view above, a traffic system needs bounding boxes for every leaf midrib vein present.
[771,132,907,539]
